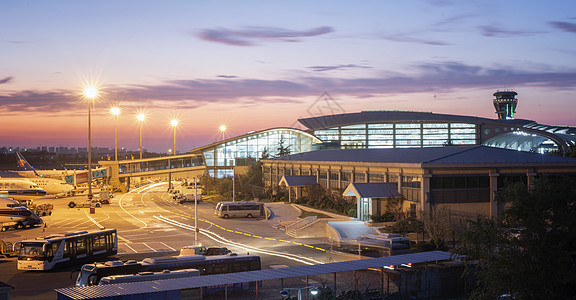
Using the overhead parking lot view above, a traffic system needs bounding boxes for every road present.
[0,182,330,299]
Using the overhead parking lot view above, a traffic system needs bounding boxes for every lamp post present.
[219,124,226,141]
[194,176,199,244]
[83,87,98,200]
[137,113,145,159]
[219,124,227,170]
[170,119,178,156]
[110,107,120,161]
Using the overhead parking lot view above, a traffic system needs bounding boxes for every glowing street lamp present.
[110,107,120,161]
[137,113,145,159]
[83,87,99,200]
[170,119,179,156]
[219,124,227,141]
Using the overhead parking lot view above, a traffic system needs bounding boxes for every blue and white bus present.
[18,229,117,271]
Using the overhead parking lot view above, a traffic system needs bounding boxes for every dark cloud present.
[309,64,371,72]
[217,75,238,79]
[550,21,576,33]
[2,62,575,114]
[196,26,333,46]
[379,34,449,45]
[0,90,76,113]
[479,25,537,37]
[0,77,13,84]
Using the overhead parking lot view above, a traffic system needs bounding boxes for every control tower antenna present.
[493,90,518,119]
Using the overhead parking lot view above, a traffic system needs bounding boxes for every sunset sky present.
[1,1,575,153]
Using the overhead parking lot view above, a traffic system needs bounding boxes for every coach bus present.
[18,229,117,271]
[99,268,201,285]
[76,253,261,288]
[214,201,264,218]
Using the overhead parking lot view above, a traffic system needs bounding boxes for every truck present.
[175,193,202,204]
[179,245,231,256]
[98,191,111,204]
[30,203,53,216]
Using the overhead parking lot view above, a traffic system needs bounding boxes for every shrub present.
[384,217,423,235]
[369,211,396,223]
[347,207,357,217]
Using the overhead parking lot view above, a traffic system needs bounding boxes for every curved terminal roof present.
[298,110,532,130]
[297,111,575,155]
[191,127,322,153]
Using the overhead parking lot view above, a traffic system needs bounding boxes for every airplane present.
[20,177,74,197]
[9,152,75,197]
[0,174,74,197]
[0,178,47,201]
[0,197,43,229]
[15,151,70,179]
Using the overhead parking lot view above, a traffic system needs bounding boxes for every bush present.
[384,217,423,235]
[413,241,435,252]
[347,207,357,217]
[369,211,396,223]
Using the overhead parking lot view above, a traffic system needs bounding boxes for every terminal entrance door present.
[358,197,372,221]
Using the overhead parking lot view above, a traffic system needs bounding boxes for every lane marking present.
[160,242,176,251]
[153,215,323,265]
[142,243,156,252]
[122,243,137,253]
[159,207,326,252]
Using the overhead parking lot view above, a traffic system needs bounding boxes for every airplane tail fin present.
[16,152,39,175]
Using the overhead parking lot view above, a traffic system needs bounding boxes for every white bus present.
[214,201,264,219]
[99,268,201,285]
[18,229,117,271]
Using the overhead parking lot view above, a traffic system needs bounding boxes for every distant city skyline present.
[1,1,576,152]
[0,145,159,156]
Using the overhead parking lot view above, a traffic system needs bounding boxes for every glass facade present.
[314,122,478,149]
[203,128,321,172]
[118,155,203,175]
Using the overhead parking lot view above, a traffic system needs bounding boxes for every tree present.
[420,207,453,249]
[456,176,576,299]
[260,148,269,159]
[276,136,291,157]
[235,158,265,200]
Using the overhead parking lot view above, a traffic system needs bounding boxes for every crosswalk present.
[119,241,177,254]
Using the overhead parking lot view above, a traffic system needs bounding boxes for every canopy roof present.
[344,182,402,198]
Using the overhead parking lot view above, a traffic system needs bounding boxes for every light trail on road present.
[153,215,324,265]
[116,183,167,229]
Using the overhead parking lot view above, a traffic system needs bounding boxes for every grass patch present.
[202,195,228,206]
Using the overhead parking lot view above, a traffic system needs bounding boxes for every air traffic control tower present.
[493,90,518,119]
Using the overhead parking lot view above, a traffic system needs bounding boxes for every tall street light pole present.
[83,87,98,200]
[194,176,199,245]
[137,113,145,159]
[171,119,178,156]
[219,125,227,169]
[111,107,120,161]
[219,124,226,142]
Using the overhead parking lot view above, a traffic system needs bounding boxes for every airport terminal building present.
[261,146,576,220]
[102,91,576,219]
[193,91,576,174]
